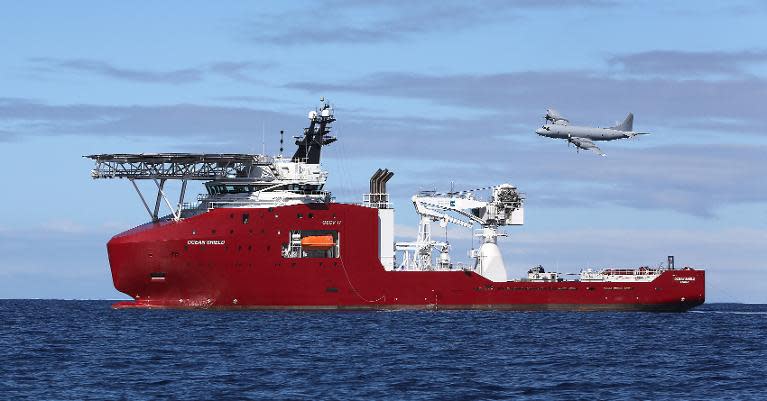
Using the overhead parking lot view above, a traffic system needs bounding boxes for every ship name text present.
[187,240,226,246]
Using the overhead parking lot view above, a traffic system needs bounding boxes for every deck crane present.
[395,184,524,282]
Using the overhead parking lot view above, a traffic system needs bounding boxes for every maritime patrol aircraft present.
[535,108,650,156]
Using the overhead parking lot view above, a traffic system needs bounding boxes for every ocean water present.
[1,301,765,400]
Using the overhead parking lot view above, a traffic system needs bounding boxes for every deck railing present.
[600,268,663,276]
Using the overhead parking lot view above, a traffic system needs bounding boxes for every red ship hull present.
[107,204,705,311]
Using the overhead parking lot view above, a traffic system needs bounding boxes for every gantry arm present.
[413,196,489,229]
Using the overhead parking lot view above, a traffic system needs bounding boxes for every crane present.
[394,184,524,282]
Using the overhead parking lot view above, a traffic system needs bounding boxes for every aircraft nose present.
[535,128,546,135]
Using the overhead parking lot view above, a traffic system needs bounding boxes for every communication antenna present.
[279,130,284,157]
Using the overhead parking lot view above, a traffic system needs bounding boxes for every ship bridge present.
[86,100,337,222]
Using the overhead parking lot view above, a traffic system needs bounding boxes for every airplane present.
[535,108,650,156]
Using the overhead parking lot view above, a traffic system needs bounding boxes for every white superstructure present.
[87,99,338,221]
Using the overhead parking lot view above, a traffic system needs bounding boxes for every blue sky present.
[1,1,765,302]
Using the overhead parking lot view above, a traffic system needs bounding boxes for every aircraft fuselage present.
[535,125,630,141]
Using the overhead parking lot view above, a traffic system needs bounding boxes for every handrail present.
[600,268,663,275]
[362,193,391,209]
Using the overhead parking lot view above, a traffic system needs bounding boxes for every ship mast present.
[292,99,336,163]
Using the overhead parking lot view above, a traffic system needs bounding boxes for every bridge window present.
[207,183,282,195]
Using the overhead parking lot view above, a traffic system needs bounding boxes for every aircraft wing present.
[545,108,569,125]
[588,144,606,157]
[569,137,606,157]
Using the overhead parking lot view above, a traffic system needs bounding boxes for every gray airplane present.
[535,108,650,156]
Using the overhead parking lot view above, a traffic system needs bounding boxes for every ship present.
[86,99,705,311]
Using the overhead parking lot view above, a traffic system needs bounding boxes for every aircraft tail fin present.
[611,113,633,131]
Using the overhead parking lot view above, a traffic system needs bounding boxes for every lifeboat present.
[300,235,335,250]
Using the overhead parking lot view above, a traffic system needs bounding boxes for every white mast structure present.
[395,184,524,281]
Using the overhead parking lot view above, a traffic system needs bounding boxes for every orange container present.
[300,235,335,250]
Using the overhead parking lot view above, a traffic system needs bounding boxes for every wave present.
[691,310,767,315]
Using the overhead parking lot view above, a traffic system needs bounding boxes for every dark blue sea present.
[1,301,765,400]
